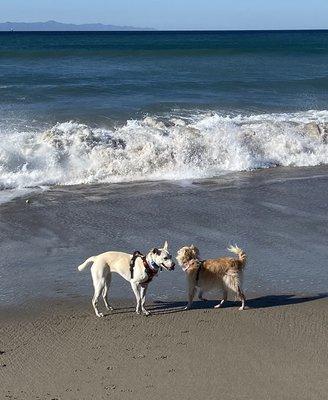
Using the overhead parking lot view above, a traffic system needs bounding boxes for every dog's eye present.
[164,256,168,260]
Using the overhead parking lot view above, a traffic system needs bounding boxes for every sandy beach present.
[0,166,328,399]
[0,296,327,400]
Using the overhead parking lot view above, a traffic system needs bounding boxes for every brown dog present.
[176,245,247,310]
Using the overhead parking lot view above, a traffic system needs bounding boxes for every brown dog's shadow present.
[151,293,328,314]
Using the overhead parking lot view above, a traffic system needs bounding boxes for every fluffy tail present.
[227,245,246,267]
[77,256,96,271]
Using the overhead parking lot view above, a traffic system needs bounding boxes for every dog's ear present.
[163,240,168,251]
[152,248,161,255]
[184,249,191,260]
[190,244,200,257]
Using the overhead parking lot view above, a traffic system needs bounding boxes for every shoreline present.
[2,163,328,195]
[1,291,327,322]
[1,164,328,308]
[2,163,328,205]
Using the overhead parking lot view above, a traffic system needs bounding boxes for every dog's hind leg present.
[92,280,105,317]
[102,280,114,311]
[91,261,107,317]
[223,272,246,310]
[131,282,142,314]
[214,289,227,309]
[237,286,246,310]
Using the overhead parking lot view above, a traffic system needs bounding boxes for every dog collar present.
[182,260,196,272]
[150,261,160,271]
[147,259,161,272]
[182,258,202,272]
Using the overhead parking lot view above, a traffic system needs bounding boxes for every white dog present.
[78,241,175,317]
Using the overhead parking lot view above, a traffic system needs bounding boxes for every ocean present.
[0,30,328,199]
[1,31,328,305]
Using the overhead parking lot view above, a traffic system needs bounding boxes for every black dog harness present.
[130,251,159,284]
[195,260,204,283]
[130,251,143,279]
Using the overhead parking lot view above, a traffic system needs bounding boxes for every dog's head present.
[176,245,200,266]
[148,241,175,271]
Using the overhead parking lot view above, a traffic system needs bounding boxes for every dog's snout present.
[171,263,175,270]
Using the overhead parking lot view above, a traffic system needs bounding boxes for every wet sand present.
[1,165,328,306]
[1,165,328,399]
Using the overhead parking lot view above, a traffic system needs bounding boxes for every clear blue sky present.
[2,0,328,30]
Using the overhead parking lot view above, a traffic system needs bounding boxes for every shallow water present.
[0,166,327,307]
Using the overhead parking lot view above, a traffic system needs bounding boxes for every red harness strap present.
[130,251,158,284]
[142,258,158,284]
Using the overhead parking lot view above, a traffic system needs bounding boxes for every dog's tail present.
[227,245,246,268]
[77,256,96,271]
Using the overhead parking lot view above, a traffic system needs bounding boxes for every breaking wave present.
[1,110,328,190]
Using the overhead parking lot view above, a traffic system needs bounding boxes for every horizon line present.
[1,29,328,32]
[0,21,327,31]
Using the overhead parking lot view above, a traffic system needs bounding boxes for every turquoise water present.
[0,31,328,192]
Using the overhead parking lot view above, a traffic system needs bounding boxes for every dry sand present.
[1,296,327,400]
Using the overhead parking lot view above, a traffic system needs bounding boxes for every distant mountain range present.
[0,20,154,31]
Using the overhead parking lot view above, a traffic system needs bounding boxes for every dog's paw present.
[106,306,114,311]
[96,312,104,318]
[183,306,190,311]
[142,310,151,316]
[238,306,245,311]
[214,301,225,308]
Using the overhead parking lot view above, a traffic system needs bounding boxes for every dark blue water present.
[1,31,328,126]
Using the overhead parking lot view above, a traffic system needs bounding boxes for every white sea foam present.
[0,110,328,191]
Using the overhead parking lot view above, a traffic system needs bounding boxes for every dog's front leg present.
[131,282,142,314]
[184,285,196,310]
[140,284,150,316]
